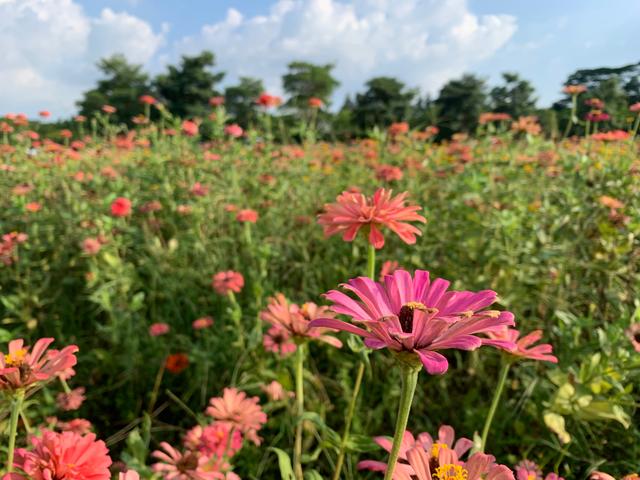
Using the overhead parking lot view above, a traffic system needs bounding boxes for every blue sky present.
[1,0,638,117]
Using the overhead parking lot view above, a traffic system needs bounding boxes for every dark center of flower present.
[634,333,640,343]
[398,302,427,333]
[177,452,199,472]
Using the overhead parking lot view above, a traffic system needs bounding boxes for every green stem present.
[630,113,640,140]
[366,243,376,280]
[383,366,419,480]
[332,361,365,480]
[480,360,511,452]
[7,390,25,473]
[228,291,245,349]
[148,356,166,415]
[293,343,306,480]
[562,95,577,139]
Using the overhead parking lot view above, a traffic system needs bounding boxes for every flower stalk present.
[383,364,419,480]
[7,389,26,473]
[480,359,512,452]
[293,343,306,480]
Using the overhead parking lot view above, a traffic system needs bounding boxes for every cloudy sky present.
[1,0,638,118]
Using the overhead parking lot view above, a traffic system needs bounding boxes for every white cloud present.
[0,0,164,117]
[176,0,517,103]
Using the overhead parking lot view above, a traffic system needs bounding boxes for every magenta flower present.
[310,270,515,374]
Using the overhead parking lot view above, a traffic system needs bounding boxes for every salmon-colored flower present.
[308,97,323,108]
[206,387,267,445]
[236,209,259,223]
[359,426,473,474]
[102,105,116,114]
[212,271,244,295]
[193,317,214,330]
[388,122,409,137]
[485,327,558,363]
[361,430,513,480]
[25,202,42,213]
[56,387,86,411]
[0,338,78,391]
[119,471,140,480]
[184,423,242,459]
[256,93,282,108]
[190,182,209,197]
[224,124,243,138]
[261,380,293,401]
[139,95,157,105]
[260,294,342,348]
[379,260,400,281]
[8,430,111,480]
[149,323,170,337]
[598,195,624,210]
[110,197,132,217]
[563,85,586,95]
[165,353,189,374]
[311,270,515,374]
[590,473,616,480]
[39,110,51,118]
[152,442,219,480]
[592,130,629,141]
[82,238,102,256]
[630,103,640,113]
[318,188,426,249]
[376,165,403,182]
[209,96,225,106]
[263,325,297,356]
[182,120,199,137]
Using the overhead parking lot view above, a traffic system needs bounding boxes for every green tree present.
[352,77,417,133]
[282,61,340,111]
[76,54,151,124]
[490,72,537,118]
[435,74,488,137]
[224,77,264,128]
[155,51,225,118]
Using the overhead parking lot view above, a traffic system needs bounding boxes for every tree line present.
[70,50,640,140]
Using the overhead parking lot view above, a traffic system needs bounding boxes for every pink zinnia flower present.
[317,188,426,249]
[119,471,140,480]
[182,120,199,137]
[183,423,242,459]
[376,164,404,182]
[102,105,116,114]
[139,95,157,105]
[110,197,132,217]
[310,270,515,374]
[261,380,293,401]
[224,124,243,138]
[190,182,209,197]
[82,238,102,256]
[263,325,297,356]
[209,96,225,107]
[206,388,267,445]
[0,338,78,391]
[590,473,616,480]
[359,426,473,474]
[152,442,219,480]
[630,102,640,113]
[485,327,558,363]
[236,209,259,223]
[260,294,342,348]
[361,433,514,480]
[149,323,170,337]
[212,271,244,295]
[9,430,111,480]
[626,323,640,353]
[56,387,86,411]
[193,317,214,330]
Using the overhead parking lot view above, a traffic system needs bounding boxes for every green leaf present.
[268,447,296,480]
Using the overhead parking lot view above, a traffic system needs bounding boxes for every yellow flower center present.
[434,464,468,480]
[527,475,536,480]
[4,349,27,367]
[431,442,448,458]
[404,301,427,311]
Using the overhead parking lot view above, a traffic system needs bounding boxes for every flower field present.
[0,109,639,479]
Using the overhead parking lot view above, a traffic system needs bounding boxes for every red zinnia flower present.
[139,95,157,105]
[149,323,170,337]
[308,97,323,108]
[39,110,51,118]
[165,353,189,374]
[110,197,132,217]
[256,93,282,108]
[317,188,426,249]
[388,122,409,137]
[224,124,243,138]
[192,317,214,330]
